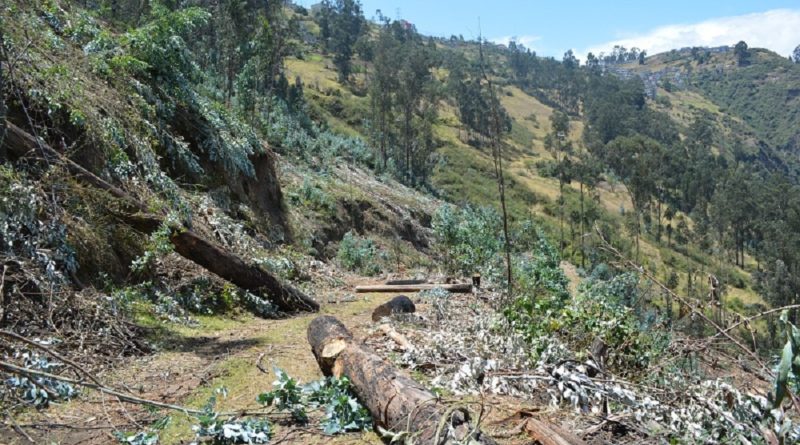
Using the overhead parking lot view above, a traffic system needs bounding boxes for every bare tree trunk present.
[478,38,513,296]
[580,182,586,269]
[2,122,318,313]
[307,316,497,445]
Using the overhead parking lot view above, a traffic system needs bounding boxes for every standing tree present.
[793,44,800,64]
[734,40,750,66]
[319,0,366,82]
[605,135,665,260]
[546,111,573,255]
[368,14,399,169]
[478,37,514,295]
[573,153,601,268]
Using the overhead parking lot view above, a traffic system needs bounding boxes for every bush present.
[508,268,670,373]
[432,205,503,281]
[336,231,381,276]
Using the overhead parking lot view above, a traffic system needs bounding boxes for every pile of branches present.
[367,289,800,444]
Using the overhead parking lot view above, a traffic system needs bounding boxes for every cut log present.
[307,316,496,445]
[385,279,427,285]
[2,121,318,313]
[356,283,472,293]
[377,324,413,351]
[371,295,415,321]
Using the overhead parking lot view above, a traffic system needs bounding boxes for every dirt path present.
[5,293,396,445]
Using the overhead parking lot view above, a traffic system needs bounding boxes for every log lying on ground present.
[2,121,318,313]
[371,295,415,321]
[356,283,472,294]
[385,279,428,285]
[307,315,496,444]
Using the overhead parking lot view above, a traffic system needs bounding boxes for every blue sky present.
[297,0,800,59]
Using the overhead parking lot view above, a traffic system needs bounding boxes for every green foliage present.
[336,231,381,276]
[305,376,372,435]
[0,167,76,285]
[257,367,308,423]
[261,97,373,169]
[693,49,800,151]
[131,210,185,271]
[193,389,271,445]
[432,204,503,280]
[3,353,78,407]
[287,178,335,213]
[508,266,669,372]
[318,0,366,82]
[114,417,170,445]
[257,368,372,435]
[773,311,800,409]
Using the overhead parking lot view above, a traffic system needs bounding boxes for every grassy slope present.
[286,49,764,307]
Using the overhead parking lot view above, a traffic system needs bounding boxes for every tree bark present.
[307,315,497,445]
[2,121,318,313]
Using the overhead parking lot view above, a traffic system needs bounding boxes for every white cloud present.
[582,9,800,60]
[491,34,542,50]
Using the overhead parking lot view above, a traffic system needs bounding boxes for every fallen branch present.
[0,330,103,386]
[377,324,414,351]
[0,360,289,419]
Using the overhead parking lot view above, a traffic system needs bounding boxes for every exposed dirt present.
[2,285,589,445]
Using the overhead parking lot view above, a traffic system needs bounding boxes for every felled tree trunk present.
[355,283,472,293]
[307,315,496,445]
[2,121,318,313]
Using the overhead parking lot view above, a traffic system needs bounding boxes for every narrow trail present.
[11,292,397,445]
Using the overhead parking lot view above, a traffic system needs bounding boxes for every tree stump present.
[371,295,415,321]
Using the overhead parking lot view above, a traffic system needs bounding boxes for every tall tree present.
[605,135,665,260]
[368,15,399,169]
[319,0,366,82]
[546,111,572,254]
[734,40,750,66]
[478,38,514,295]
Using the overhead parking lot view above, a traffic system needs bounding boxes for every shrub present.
[336,231,381,276]
[432,204,503,281]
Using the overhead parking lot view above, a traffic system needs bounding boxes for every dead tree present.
[2,121,318,313]
[307,315,497,445]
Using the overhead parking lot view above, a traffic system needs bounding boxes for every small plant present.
[131,213,181,274]
[256,368,372,435]
[114,416,170,445]
[337,231,381,276]
[307,376,372,435]
[257,367,308,423]
[192,388,271,445]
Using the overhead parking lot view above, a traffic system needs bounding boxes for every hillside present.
[1,1,800,444]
